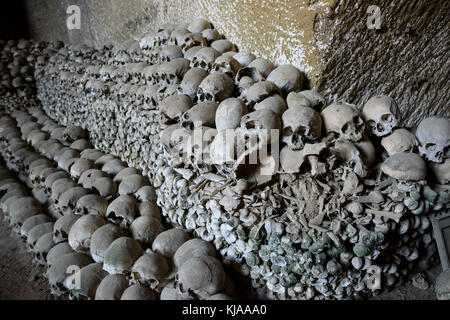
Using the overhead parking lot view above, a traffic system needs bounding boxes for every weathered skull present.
[247,57,275,78]
[62,125,86,144]
[135,185,157,202]
[244,81,281,107]
[103,237,143,275]
[212,55,241,76]
[46,242,74,268]
[67,262,108,300]
[215,98,248,131]
[254,95,287,116]
[68,214,106,253]
[152,228,190,259]
[80,149,105,162]
[92,177,118,199]
[174,238,216,268]
[381,128,419,156]
[94,154,116,166]
[188,18,212,34]
[415,116,450,163]
[176,256,225,298]
[321,103,366,142]
[8,196,41,228]
[381,152,427,181]
[240,109,282,146]
[179,67,208,99]
[197,73,234,102]
[53,214,81,244]
[90,223,125,263]
[21,214,52,239]
[130,216,165,248]
[113,167,139,183]
[191,47,221,70]
[118,174,149,195]
[78,169,108,189]
[266,64,303,96]
[281,106,322,150]
[34,232,55,265]
[362,95,400,137]
[158,58,190,84]
[120,283,155,300]
[106,195,137,228]
[180,101,218,130]
[94,274,129,300]
[233,52,256,68]
[130,250,169,290]
[47,252,92,296]
[26,222,54,251]
[51,178,76,205]
[159,94,194,121]
[70,158,96,179]
[101,159,126,176]
[57,187,90,215]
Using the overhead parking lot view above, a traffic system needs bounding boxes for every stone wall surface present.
[21,0,450,125]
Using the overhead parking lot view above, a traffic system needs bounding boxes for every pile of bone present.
[0,39,62,112]
[0,111,235,300]
[5,17,450,300]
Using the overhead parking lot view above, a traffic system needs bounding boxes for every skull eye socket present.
[425,143,437,151]
[283,127,293,137]
[381,114,394,123]
[366,120,376,129]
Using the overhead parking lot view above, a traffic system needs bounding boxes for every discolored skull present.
[53,214,81,244]
[415,116,450,163]
[159,94,194,121]
[103,237,143,275]
[381,128,419,156]
[68,214,106,253]
[130,250,169,290]
[362,95,400,137]
[212,55,241,77]
[281,106,322,150]
[90,223,125,263]
[130,216,165,248]
[106,195,137,228]
[197,73,234,102]
[321,103,365,142]
[266,64,303,96]
[215,98,248,131]
[78,169,108,189]
[57,187,90,215]
[240,109,282,146]
[152,228,190,259]
[180,101,218,131]
[191,47,221,70]
[118,174,149,195]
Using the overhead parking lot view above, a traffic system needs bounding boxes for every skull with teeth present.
[281,106,322,150]
[415,116,450,163]
[321,103,366,142]
[362,95,400,137]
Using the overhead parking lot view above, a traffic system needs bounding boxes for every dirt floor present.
[0,208,441,300]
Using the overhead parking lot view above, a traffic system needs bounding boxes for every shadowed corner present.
[0,0,31,40]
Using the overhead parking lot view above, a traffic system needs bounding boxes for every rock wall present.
[19,0,450,126]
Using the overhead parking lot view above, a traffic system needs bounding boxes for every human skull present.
[130,216,165,248]
[46,242,74,268]
[152,228,190,259]
[106,195,137,228]
[90,223,125,263]
[94,274,129,300]
[176,256,225,298]
[34,232,55,265]
[179,67,208,99]
[67,262,108,300]
[53,214,81,244]
[118,174,149,195]
[70,158,96,179]
[103,237,143,275]
[191,47,221,70]
[174,238,216,268]
[254,95,287,116]
[197,73,234,102]
[215,98,248,131]
[78,169,108,189]
[20,214,52,239]
[381,128,419,156]
[266,64,303,96]
[159,94,194,121]
[47,252,92,296]
[180,101,218,130]
[240,109,282,146]
[381,152,427,181]
[135,185,157,202]
[281,106,322,150]
[62,125,86,143]
[51,178,76,206]
[321,103,366,142]
[101,159,126,176]
[57,187,90,215]
[130,250,169,290]
[92,177,118,199]
[233,52,256,68]
[80,149,105,162]
[362,95,400,137]
[247,57,275,78]
[68,214,106,253]
[120,284,155,300]
[212,55,241,77]
[26,222,54,251]
[415,116,450,163]
[8,196,41,228]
